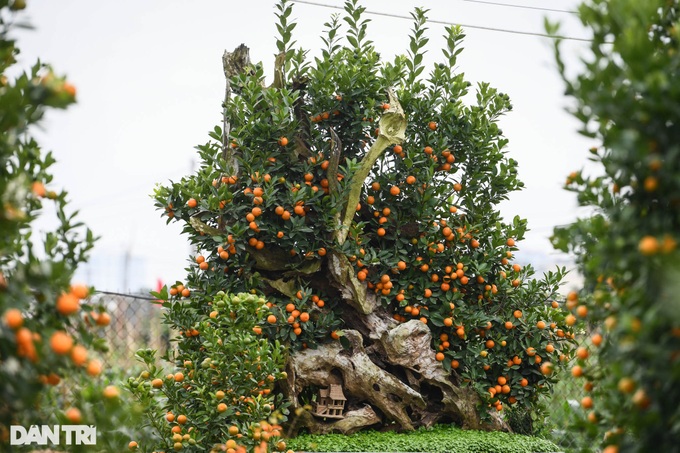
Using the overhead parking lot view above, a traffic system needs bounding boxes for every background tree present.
[149,0,576,446]
[549,0,680,451]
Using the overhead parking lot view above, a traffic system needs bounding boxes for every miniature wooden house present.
[313,384,346,419]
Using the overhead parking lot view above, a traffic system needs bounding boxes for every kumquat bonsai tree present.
[549,0,680,451]
[137,1,577,450]
[0,1,138,451]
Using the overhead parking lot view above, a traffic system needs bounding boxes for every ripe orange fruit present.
[591,332,603,346]
[166,412,176,422]
[56,292,80,315]
[581,396,593,409]
[571,365,584,377]
[617,377,635,394]
[3,308,23,329]
[103,385,120,399]
[50,331,73,355]
[278,137,288,146]
[497,376,507,385]
[435,352,445,361]
[643,175,658,192]
[65,407,82,423]
[70,344,88,366]
[267,314,277,324]
[62,82,77,97]
[128,441,138,450]
[576,347,589,359]
[218,402,228,412]
[31,181,46,197]
[485,340,495,349]
[228,425,239,436]
[70,284,89,299]
[540,362,554,376]
[174,372,185,382]
[187,198,198,208]
[576,305,588,317]
[96,312,111,326]
[177,414,187,424]
[299,312,310,322]
[513,310,522,319]
[389,186,400,196]
[632,388,650,409]
[428,121,437,130]
[86,359,102,377]
[519,378,528,387]
[638,235,660,255]
[152,378,163,388]
[536,321,546,329]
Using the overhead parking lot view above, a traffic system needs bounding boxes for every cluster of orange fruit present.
[3,284,106,378]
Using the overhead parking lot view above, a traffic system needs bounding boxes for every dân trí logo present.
[10,425,96,446]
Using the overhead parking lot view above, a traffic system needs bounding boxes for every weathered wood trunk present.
[277,250,509,435]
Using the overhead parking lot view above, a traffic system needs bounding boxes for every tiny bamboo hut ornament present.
[312,384,346,419]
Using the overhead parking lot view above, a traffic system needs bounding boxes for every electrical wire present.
[290,0,593,42]
[462,0,578,15]
[94,290,159,301]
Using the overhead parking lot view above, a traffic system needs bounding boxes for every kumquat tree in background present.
[549,0,680,452]
[139,1,577,451]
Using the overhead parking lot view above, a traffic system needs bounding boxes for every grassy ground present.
[285,424,561,453]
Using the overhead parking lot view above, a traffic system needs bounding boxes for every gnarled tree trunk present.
[276,250,509,435]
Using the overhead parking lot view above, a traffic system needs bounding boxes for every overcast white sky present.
[16,0,593,292]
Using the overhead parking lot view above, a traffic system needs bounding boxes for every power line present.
[94,290,158,301]
[290,0,593,42]
[462,0,578,15]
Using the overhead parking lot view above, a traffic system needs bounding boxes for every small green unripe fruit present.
[11,0,27,11]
